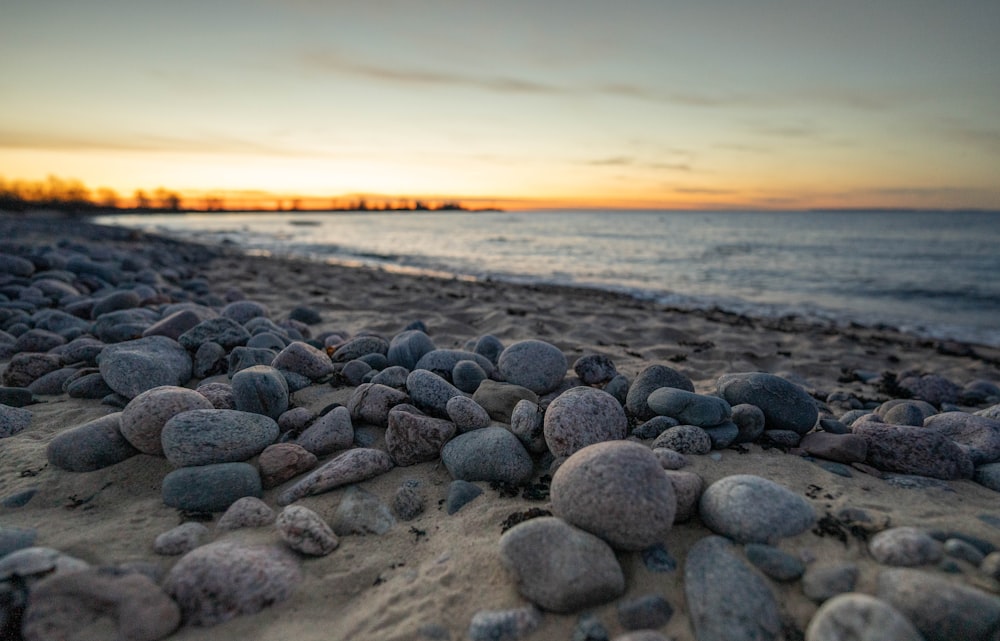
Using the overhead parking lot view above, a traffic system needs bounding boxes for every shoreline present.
[3,215,1000,640]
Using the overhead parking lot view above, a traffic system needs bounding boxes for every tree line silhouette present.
[0,175,486,214]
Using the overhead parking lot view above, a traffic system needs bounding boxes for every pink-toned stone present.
[258,443,318,489]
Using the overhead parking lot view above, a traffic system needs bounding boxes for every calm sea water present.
[95,210,1000,347]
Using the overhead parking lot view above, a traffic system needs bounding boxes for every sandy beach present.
[3,215,1000,641]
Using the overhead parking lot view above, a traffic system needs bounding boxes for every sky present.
[2,0,999,210]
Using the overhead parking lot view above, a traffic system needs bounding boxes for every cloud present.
[585,156,693,172]
[673,186,736,195]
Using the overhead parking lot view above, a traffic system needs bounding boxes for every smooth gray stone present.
[46,412,139,472]
[13,328,66,353]
[974,462,1000,491]
[178,317,251,350]
[647,388,731,427]
[387,330,436,370]
[625,365,694,421]
[227,346,277,377]
[142,309,202,341]
[341,359,372,386]
[543,386,628,458]
[161,462,262,512]
[32,309,89,335]
[924,412,1000,465]
[472,379,538,423]
[441,426,533,485]
[194,341,226,378]
[346,383,409,427]
[731,403,767,443]
[414,349,495,380]
[331,486,396,536]
[880,400,933,426]
[1,353,63,388]
[288,306,322,325]
[446,395,491,433]
[467,606,542,641]
[616,593,673,630]
[385,408,456,466]
[0,253,35,277]
[703,421,739,449]
[0,387,34,408]
[717,372,818,434]
[685,536,781,641]
[0,526,38,558]
[604,374,630,404]
[869,527,943,566]
[65,373,114,399]
[246,331,287,351]
[452,360,488,394]
[331,335,389,362]
[877,567,1000,641]
[745,544,805,581]
[370,365,409,389]
[27,367,78,395]
[499,516,625,613]
[271,341,334,380]
[760,429,801,448]
[0,403,32,438]
[509,399,546,453]
[806,593,924,641]
[898,373,962,407]
[406,369,463,418]
[573,354,619,386]
[2,487,37,508]
[91,290,141,318]
[497,340,567,395]
[633,416,679,440]
[231,365,289,420]
[473,334,504,365]
[802,562,859,602]
[445,479,483,514]
[944,538,985,565]
[98,336,192,399]
[295,406,353,456]
[221,300,269,325]
[161,409,278,467]
[699,474,816,544]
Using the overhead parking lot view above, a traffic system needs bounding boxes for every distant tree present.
[134,189,150,209]
[96,187,120,209]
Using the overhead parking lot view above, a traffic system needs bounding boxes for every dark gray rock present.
[898,373,962,407]
[573,354,619,386]
[647,388,731,427]
[161,462,262,512]
[467,606,542,641]
[731,403,767,444]
[98,336,192,399]
[0,386,35,408]
[800,432,868,464]
[632,416,679,440]
[221,300,269,324]
[853,420,975,480]
[497,340,567,395]
[0,403,31,438]
[806,593,924,641]
[340,359,372,386]
[161,409,279,467]
[703,421,739,449]
[246,332,287,351]
[277,406,315,433]
[664,470,703,523]
[684,535,781,641]
[231,365,289,420]
[744,544,805,581]
[415,349,495,380]
[142,309,202,341]
[0,526,38,558]
[446,479,483,514]
[499,516,625,613]
[346,383,408,427]
[0,253,35,277]
[64,372,114,399]
[543,386,628,457]
[802,562,859,602]
[227,346,278,377]
[441,426,533,485]
[974,462,1000,491]
[551,440,676,550]
[877,567,1000,641]
[2,353,63,387]
[91,290,141,318]
[196,381,234,409]
[625,365,694,421]
[370,365,409,389]
[178,317,251,351]
[288,306,322,325]
[271,341,334,380]
[406,369,463,417]
[46,412,139,472]
[924,412,1000,465]
[385,408,456,466]
[699,474,816,544]
[716,372,818,434]
[604,374,630,405]
[13,328,66,353]
[879,399,935,426]
[651,425,711,455]
[193,341,226,378]
[473,334,504,365]
[616,593,673,630]
[472,379,538,422]
[452,360,488,393]
[387,330,436,370]
[332,335,389,362]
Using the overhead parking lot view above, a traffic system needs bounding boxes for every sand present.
[3,223,1000,640]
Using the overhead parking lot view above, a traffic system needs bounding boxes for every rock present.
[880,401,933,426]
[414,349,495,380]
[216,496,276,530]
[271,341,334,380]
[0,253,35,277]
[573,354,619,386]
[161,409,278,467]
[120,386,214,456]
[178,317,251,351]
[441,426,533,485]
[664,470,703,523]
[699,474,816,544]
[944,538,985,565]
[467,605,542,641]
[551,440,676,550]
[543,387,628,457]
[346,383,408,427]
[446,395,491,432]
[46,412,139,472]
[98,336,192,399]
[510,399,547,453]
[193,341,226,378]
[196,381,234,409]
[296,406,354,456]
[877,567,1000,641]
[625,365,695,421]
[898,373,962,407]
[473,334,504,365]
[0,526,38,558]
[800,432,868,464]
[446,479,483,514]
[392,481,426,521]
[227,346,277,377]
[652,448,688,470]
[142,309,202,341]
[230,362,290,419]
[703,421,739,449]
[651,425,712,455]
[869,527,943,566]
[65,372,115,399]
[646,388,731,427]
[924,412,1000,465]
[154,522,210,556]
[717,372,819,434]
[91,290,141,318]
[331,335,389,362]
[802,563,859,602]
[452,360,488,393]
[331,486,396,536]
[853,421,974,480]
[616,593,673,630]
[406,369,463,417]
[288,306,322,325]
[684,535,781,641]
[26,367,76,396]
[819,417,850,435]
[805,593,924,641]
[472,380,539,422]
[745,544,805,581]
[974,462,1000,491]
[499,516,625,613]
[14,328,66,353]
[221,300,268,324]
[277,448,394,505]
[276,505,339,556]
[0,403,31,438]
[278,406,315,433]
[612,632,670,641]
[163,542,301,627]
[386,408,456,466]
[162,462,262,512]
[0,547,89,589]
[2,353,63,388]
[0,386,34,408]
[370,366,409,389]
[22,567,181,641]
[633,416,679,440]
[258,443,318,489]
[497,340,567,395]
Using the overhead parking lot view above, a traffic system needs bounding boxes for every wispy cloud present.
[585,156,693,172]
[673,186,736,195]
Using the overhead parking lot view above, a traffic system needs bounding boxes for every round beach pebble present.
[406,369,463,417]
[296,406,354,456]
[806,593,924,641]
[154,522,210,556]
[472,380,538,423]
[452,360,488,393]
[646,388,731,427]
[120,386,214,456]
[161,409,278,467]
[386,329,436,370]
[178,317,251,351]
[163,541,301,627]
[258,443,318,489]
[98,336,192,399]
[162,462,262,513]
[876,567,1000,641]
[573,354,619,386]
[868,527,943,566]
[2,353,63,388]
[509,399,547,453]
[499,516,625,613]
[46,412,139,472]
[346,382,409,427]
[468,605,542,641]
[446,395,491,432]
[0,404,32,438]
[441,426,533,485]
[217,496,276,530]
[651,424,712,455]
[231,365,289,420]
[625,364,695,421]
[544,387,628,457]
[551,440,676,550]
[699,474,816,544]
[271,341,335,380]
[716,372,818,434]
[664,470,704,523]
[277,448,394,505]
[385,408,457,466]
[221,300,269,325]
[276,505,339,556]
[196,381,234,409]
[497,340,567,395]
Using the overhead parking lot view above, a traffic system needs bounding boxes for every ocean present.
[95,210,1000,347]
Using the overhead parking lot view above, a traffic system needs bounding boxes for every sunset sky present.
[2,1,998,210]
